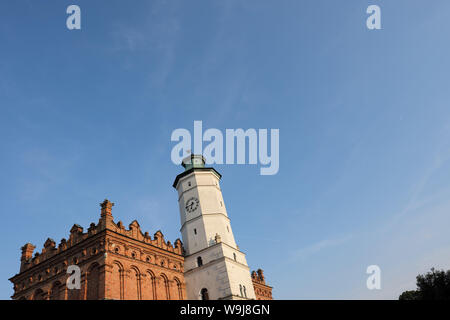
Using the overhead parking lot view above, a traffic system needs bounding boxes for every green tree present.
[399,268,450,300]
[399,290,419,300]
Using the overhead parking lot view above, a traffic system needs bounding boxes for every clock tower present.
[173,155,256,300]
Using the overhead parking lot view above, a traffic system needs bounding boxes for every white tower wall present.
[173,155,256,300]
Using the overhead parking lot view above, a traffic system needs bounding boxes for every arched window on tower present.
[197,256,203,267]
[243,286,247,298]
[201,288,209,300]
[239,284,243,297]
[233,253,237,261]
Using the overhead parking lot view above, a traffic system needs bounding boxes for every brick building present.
[9,199,186,300]
[251,269,273,300]
[9,157,273,300]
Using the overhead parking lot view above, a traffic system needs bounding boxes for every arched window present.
[197,256,203,267]
[201,288,209,300]
[174,277,183,300]
[111,262,124,300]
[239,284,243,297]
[87,263,100,300]
[33,288,44,300]
[233,253,237,261]
[129,267,141,300]
[147,271,156,300]
[50,281,61,300]
[243,286,247,298]
[160,274,170,300]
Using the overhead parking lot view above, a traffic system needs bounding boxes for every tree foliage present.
[399,268,450,300]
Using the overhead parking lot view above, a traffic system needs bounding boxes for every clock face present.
[185,197,199,213]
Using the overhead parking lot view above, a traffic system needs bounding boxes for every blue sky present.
[1,0,450,299]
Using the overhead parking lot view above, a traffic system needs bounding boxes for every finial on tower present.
[20,243,36,271]
[21,243,35,261]
[182,154,206,171]
[100,199,114,217]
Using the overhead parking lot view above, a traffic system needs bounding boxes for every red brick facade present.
[9,199,272,300]
[9,200,186,300]
[251,269,273,300]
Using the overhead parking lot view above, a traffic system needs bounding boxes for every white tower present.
[173,155,256,300]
